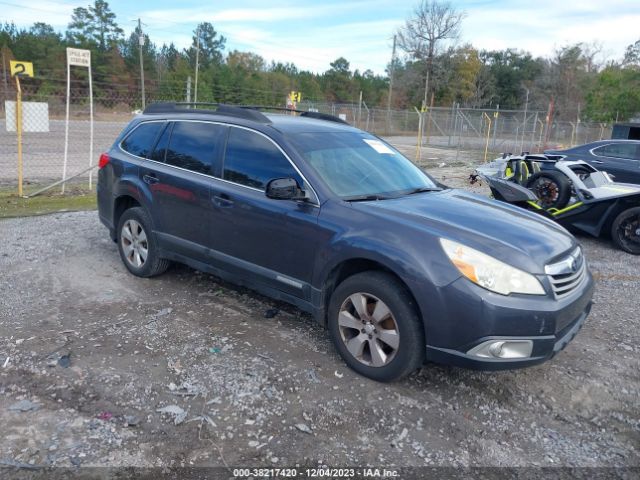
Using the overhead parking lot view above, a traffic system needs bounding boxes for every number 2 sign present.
[10,60,34,78]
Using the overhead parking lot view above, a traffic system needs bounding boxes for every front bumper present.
[422,270,594,370]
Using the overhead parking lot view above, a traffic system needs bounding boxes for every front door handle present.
[143,173,159,185]
[213,194,234,208]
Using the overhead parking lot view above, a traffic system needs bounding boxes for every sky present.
[2,0,640,74]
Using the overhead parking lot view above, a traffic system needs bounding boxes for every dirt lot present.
[0,153,638,476]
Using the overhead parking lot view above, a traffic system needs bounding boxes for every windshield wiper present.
[344,194,393,202]
[405,187,442,195]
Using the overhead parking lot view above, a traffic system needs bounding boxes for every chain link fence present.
[300,101,612,160]
[1,86,614,193]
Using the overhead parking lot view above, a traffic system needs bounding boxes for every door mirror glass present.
[265,178,306,200]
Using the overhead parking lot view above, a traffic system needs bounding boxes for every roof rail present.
[238,105,349,125]
[143,102,350,126]
[143,102,271,123]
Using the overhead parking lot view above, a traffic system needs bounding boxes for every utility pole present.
[1,47,7,102]
[138,18,146,109]
[186,76,191,103]
[386,34,397,134]
[520,87,529,153]
[194,26,200,104]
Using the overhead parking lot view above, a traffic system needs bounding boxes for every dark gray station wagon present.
[97,103,594,381]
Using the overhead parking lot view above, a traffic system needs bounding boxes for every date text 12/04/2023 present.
[232,468,400,478]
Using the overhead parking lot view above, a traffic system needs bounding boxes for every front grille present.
[546,248,588,298]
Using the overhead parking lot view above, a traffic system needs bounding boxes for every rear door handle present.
[213,194,234,208]
[143,174,159,184]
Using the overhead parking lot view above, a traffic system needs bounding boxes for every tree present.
[396,0,464,107]
[15,23,64,71]
[67,0,123,51]
[227,51,265,72]
[122,25,157,84]
[323,57,355,102]
[187,22,226,69]
[623,39,640,68]
[542,43,598,120]
[444,45,482,104]
[480,49,543,108]
[584,67,640,122]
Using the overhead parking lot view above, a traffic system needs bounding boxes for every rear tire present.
[328,271,425,382]
[611,207,640,255]
[526,171,571,209]
[117,207,170,277]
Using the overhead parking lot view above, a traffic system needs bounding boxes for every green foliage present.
[623,40,640,67]
[479,49,543,108]
[584,67,640,122]
[67,0,123,51]
[186,22,226,69]
[323,57,355,102]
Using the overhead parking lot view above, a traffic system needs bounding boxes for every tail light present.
[98,153,110,169]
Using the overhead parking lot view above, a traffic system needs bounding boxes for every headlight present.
[440,238,545,296]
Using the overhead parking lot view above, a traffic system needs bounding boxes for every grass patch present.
[0,184,97,219]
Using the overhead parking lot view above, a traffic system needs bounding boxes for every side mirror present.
[265,177,306,201]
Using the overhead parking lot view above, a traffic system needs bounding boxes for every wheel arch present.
[112,195,142,240]
[320,257,425,336]
[606,198,640,237]
[111,179,154,241]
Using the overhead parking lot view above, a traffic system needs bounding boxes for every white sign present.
[63,47,94,192]
[4,101,50,132]
[67,48,91,67]
[363,139,394,155]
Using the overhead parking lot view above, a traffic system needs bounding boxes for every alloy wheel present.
[531,177,560,208]
[121,219,149,268]
[337,292,400,367]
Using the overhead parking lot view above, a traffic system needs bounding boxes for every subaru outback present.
[97,103,594,381]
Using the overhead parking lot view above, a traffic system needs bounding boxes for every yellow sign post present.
[483,112,493,162]
[10,60,34,197]
[16,77,23,197]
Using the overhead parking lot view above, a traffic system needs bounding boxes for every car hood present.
[350,189,576,273]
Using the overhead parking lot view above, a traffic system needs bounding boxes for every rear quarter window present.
[594,143,638,160]
[163,121,226,175]
[120,122,164,158]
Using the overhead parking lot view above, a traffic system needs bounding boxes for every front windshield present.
[287,132,438,199]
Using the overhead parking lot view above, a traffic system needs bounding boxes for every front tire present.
[117,207,170,277]
[611,207,640,255]
[328,271,425,382]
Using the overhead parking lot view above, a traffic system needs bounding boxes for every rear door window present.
[223,127,302,189]
[121,122,164,158]
[163,121,226,175]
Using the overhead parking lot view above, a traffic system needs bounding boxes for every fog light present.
[467,340,533,359]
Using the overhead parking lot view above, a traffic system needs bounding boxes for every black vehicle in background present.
[611,123,640,141]
[545,140,640,184]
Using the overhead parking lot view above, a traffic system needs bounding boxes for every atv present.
[473,153,640,254]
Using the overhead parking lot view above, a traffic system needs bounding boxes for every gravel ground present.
[0,160,638,474]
